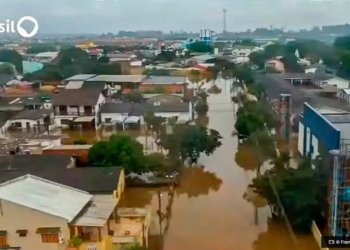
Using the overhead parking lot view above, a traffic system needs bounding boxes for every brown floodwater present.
[118,79,319,250]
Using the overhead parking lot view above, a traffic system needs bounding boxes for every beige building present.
[0,174,124,250]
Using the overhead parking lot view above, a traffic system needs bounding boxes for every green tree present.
[206,65,221,84]
[0,50,23,73]
[160,125,222,163]
[195,101,209,116]
[187,41,213,53]
[88,134,147,174]
[98,55,110,63]
[235,100,276,138]
[58,47,89,68]
[144,112,166,137]
[234,66,254,84]
[123,91,144,103]
[246,130,276,175]
[188,70,202,89]
[144,153,173,174]
[252,155,327,232]
[0,63,16,75]
[155,50,176,62]
[27,44,57,54]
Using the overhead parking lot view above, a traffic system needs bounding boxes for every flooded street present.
[127,79,319,249]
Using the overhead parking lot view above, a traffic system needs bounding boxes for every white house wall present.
[311,135,319,159]
[335,123,350,141]
[327,78,350,89]
[298,122,304,156]
[10,119,43,129]
[101,113,128,124]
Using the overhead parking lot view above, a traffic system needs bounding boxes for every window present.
[16,230,28,237]
[36,227,60,243]
[0,231,7,247]
[105,118,112,123]
[41,233,59,243]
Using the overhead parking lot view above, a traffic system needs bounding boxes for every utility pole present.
[223,9,227,34]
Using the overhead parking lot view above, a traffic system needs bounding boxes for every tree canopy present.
[23,46,121,81]
[88,134,147,174]
[235,100,276,139]
[160,125,222,163]
[0,50,23,73]
[252,156,328,232]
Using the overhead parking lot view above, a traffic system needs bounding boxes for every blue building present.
[298,103,350,159]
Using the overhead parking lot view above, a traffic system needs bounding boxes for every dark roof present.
[257,73,350,113]
[279,73,333,81]
[101,102,189,115]
[101,102,132,114]
[0,74,15,86]
[51,88,103,106]
[323,113,350,123]
[11,109,52,120]
[151,103,189,113]
[142,76,187,85]
[0,155,122,193]
[0,111,13,127]
[306,64,327,70]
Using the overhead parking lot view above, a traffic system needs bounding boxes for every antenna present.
[223,9,227,34]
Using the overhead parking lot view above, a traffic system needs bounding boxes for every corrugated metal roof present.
[64,74,96,81]
[323,113,350,123]
[0,174,92,222]
[87,75,146,83]
[72,195,117,227]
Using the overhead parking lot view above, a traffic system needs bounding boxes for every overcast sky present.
[0,0,350,34]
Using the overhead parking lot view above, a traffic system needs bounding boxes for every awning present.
[36,227,61,234]
[177,114,190,123]
[16,230,28,235]
[114,117,127,123]
[74,116,95,123]
[0,230,7,236]
[72,195,117,227]
[124,116,140,124]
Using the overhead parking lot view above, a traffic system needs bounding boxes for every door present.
[26,122,30,131]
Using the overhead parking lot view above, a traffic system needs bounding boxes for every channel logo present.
[0,16,39,38]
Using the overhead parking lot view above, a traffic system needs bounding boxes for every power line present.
[267,173,300,250]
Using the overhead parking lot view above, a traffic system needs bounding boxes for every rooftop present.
[0,155,122,193]
[86,75,146,83]
[323,113,350,123]
[0,174,92,222]
[142,76,187,85]
[43,144,92,150]
[64,74,96,81]
[35,52,59,58]
[11,109,52,120]
[257,73,350,113]
[51,84,104,106]
[101,102,189,115]
[72,195,117,227]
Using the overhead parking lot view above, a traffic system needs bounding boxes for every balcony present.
[78,236,115,250]
[55,111,95,116]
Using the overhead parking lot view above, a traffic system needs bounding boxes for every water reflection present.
[253,218,319,250]
[176,165,222,197]
[235,142,261,171]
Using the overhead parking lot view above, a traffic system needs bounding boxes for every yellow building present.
[75,42,98,50]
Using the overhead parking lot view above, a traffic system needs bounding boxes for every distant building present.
[32,52,59,64]
[265,59,285,73]
[298,103,350,159]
